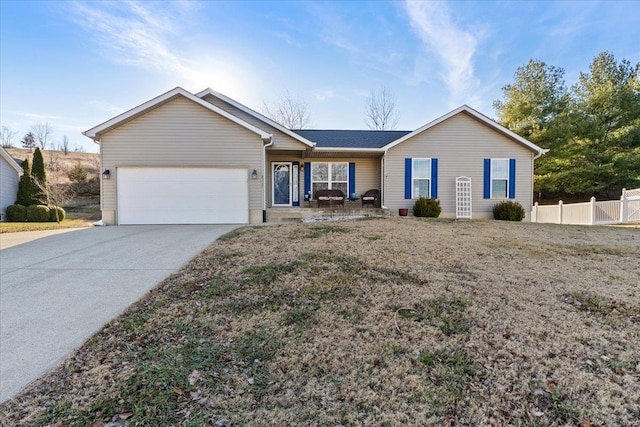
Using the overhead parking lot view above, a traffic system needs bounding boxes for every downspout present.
[381,149,388,209]
[532,148,548,206]
[262,136,274,223]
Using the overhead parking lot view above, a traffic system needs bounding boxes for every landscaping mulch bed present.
[1,218,638,426]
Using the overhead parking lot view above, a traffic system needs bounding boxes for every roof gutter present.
[312,147,384,152]
[534,148,549,160]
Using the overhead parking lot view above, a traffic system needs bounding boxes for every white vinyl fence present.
[531,188,640,225]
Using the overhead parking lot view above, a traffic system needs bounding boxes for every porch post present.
[620,188,628,224]
[558,200,563,224]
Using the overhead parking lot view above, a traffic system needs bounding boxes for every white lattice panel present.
[456,176,472,219]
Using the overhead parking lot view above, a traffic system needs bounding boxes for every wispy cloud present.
[404,1,481,108]
[315,89,336,102]
[5,111,71,122]
[69,1,196,77]
[65,1,251,97]
[85,100,126,116]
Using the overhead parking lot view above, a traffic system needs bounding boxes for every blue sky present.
[1,0,638,153]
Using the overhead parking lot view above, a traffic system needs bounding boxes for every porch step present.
[266,207,391,223]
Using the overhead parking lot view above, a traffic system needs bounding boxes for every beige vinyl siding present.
[266,154,380,207]
[384,112,535,219]
[99,96,264,224]
[1,157,20,213]
[202,94,310,151]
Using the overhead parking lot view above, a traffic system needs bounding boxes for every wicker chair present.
[361,189,380,208]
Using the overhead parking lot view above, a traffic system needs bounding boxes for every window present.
[311,163,348,196]
[412,158,431,198]
[491,159,509,198]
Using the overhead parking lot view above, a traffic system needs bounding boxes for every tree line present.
[1,122,83,154]
[494,51,639,200]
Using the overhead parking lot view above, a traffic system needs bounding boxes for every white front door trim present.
[272,162,292,207]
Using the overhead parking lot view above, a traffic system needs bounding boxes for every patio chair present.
[361,189,380,208]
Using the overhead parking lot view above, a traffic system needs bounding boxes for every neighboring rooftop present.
[292,129,412,149]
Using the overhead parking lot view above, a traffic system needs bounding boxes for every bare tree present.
[31,122,53,150]
[32,172,73,223]
[60,135,70,155]
[365,85,399,130]
[1,125,18,148]
[263,91,311,129]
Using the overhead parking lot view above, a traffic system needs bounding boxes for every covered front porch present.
[265,149,384,212]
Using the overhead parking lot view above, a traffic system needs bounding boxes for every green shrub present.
[493,200,525,221]
[49,206,66,222]
[27,204,50,222]
[6,204,27,222]
[413,197,441,218]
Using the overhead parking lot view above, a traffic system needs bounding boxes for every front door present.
[273,162,292,206]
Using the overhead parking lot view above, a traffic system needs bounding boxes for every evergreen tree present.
[31,147,47,204]
[21,132,36,152]
[494,52,640,198]
[16,159,35,206]
[32,147,47,184]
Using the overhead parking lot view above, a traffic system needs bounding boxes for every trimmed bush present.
[27,204,50,222]
[49,206,66,222]
[493,200,525,221]
[6,204,27,222]
[413,197,442,218]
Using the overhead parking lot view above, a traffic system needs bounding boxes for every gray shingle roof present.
[292,130,412,149]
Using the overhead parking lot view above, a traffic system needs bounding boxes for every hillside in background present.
[6,148,99,190]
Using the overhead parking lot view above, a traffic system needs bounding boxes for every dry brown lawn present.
[1,218,638,426]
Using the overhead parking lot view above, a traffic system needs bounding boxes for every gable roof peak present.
[196,88,315,148]
[0,146,23,174]
[382,104,546,155]
[83,87,271,141]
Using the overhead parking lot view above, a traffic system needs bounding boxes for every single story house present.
[83,87,546,225]
[0,146,23,221]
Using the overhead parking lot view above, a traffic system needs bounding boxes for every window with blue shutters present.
[406,158,438,199]
[412,158,431,198]
[484,158,516,199]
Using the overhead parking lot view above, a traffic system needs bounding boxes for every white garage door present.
[117,167,248,224]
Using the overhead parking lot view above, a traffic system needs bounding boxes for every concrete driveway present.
[0,224,238,403]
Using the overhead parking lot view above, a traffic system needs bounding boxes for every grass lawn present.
[0,197,99,234]
[1,218,638,426]
[0,219,93,233]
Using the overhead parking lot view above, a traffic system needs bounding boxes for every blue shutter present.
[483,159,491,199]
[508,158,516,199]
[348,162,356,198]
[405,158,412,199]
[431,158,438,199]
[304,162,311,198]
